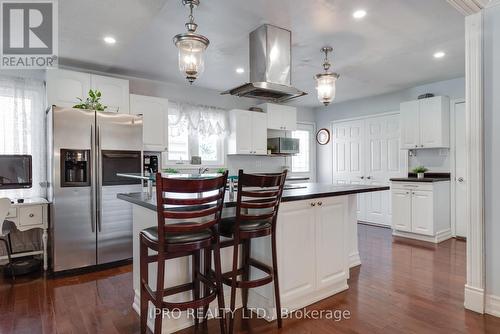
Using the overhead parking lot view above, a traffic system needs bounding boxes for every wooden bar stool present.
[140,172,228,334]
[219,170,287,333]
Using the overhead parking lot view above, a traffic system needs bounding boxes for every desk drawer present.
[6,207,17,218]
[19,206,43,227]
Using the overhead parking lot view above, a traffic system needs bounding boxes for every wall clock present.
[316,128,331,145]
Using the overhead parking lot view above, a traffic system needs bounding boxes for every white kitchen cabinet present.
[400,96,450,149]
[390,181,451,243]
[47,69,91,108]
[130,94,168,152]
[258,103,297,131]
[91,74,130,113]
[227,109,267,155]
[47,69,130,113]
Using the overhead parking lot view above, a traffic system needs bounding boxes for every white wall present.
[315,77,465,183]
[484,4,500,299]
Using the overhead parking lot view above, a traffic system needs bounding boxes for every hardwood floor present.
[1,224,499,334]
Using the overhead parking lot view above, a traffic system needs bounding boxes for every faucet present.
[198,167,209,174]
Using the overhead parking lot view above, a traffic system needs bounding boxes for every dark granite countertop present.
[390,177,450,183]
[118,183,390,211]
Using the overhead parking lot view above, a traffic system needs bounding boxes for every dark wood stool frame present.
[220,170,287,333]
[139,172,228,334]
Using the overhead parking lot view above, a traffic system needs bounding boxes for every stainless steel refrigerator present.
[47,106,143,272]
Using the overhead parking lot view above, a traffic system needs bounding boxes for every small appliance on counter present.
[144,152,161,175]
[267,137,300,155]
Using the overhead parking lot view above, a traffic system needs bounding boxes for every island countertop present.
[117,182,389,211]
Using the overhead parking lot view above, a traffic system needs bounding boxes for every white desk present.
[1,198,49,270]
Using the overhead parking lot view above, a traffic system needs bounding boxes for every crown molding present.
[447,0,500,15]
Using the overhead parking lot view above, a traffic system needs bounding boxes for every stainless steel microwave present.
[267,137,300,154]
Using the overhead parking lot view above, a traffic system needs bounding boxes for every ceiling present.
[58,0,465,107]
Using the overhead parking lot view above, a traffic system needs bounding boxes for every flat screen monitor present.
[0,155,32,189]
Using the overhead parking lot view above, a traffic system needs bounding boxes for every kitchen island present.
[118,182,389,333]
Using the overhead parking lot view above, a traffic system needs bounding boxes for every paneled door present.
[332,120,366,221]
[453,102,467,237]
[332,114,406,226]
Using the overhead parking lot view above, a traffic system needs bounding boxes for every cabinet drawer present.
[390,182,433,192]
[6,207,17,218]
[18,206,44,227]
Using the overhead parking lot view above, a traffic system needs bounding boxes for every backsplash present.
[408,148,450,172]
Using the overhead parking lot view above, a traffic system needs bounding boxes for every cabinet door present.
[91,74,130,113]
[232,110,253,154]
[252,112,268,154]
[391,190,412,232]
[315,198,347,290]
[282,107,297,131]
[277,201,316,303]
[130,94,168,151]
[266,107,283,130]
[47,69,91,107]
[400,100,420,149]
[411,190,434,236]
[419,96,449,148]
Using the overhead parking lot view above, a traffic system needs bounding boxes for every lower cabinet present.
[276,197,348,309]
[391,181,451,243]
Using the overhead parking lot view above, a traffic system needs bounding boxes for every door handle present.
[90,125,96,233]
[458,177,464,182]
[97,125,102,233]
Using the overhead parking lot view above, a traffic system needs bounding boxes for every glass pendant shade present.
[315,73,338,106]
[174,36,208,84]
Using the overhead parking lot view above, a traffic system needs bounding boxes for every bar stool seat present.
[141,224,212,244]
[219,217,271,236]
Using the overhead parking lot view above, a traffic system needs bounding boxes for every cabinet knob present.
[310,202,316,207]
[406,192,410,194]
[29,213,35,218]
[360,176,365,179]
[421,145,424,148]
[318,201,323,206]
[367,176,372,180]
[415,145,418,148]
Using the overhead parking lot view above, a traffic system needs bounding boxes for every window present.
[166,102,226,166]
[291,123,315,177]
[0,76,46,198]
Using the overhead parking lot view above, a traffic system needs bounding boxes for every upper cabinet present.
[130,94,168,152]
[258,103,297,131]
[47,69,130,113]
[227,109,267,155]
[400,96,450,149]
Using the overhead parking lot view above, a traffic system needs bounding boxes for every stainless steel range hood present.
[222,24,307,103]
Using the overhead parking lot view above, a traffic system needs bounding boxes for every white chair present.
[0,198,14,278]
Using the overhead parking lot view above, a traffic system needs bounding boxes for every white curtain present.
[168,101,228,137]
[0,75,46,199]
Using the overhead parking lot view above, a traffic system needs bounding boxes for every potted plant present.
[163,168,179,174]
[73,89,107,111]
[412,166,428,179]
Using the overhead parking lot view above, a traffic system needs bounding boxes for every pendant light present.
[315,47,340,106]
[173,0,209,84]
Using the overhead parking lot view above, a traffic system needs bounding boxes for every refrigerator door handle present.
[90,125,96,233]
[97,125,103,233]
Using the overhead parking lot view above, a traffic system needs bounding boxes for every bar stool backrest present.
[155,172,228,241]
[235,170,287,228]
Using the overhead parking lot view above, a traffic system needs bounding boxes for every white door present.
[251,112,268,155]
[400,100,420,149]
[391,190,412,232]
[91,74,130,113]
[47,69,91,107]
[291,123,316,181]
[411,190,434,236]
[454,102,467,237]
[129,94,168,152]
[332,120,366,220]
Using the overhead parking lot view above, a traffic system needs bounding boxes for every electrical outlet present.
[439,149,449,156]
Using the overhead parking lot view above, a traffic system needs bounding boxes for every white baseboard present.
[464,285,485,313]
[485,294,500,317]
[392,229,452,244]
[348,252,361,268]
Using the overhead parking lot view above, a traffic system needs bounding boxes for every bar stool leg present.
[202,246,212,323]
[0,236,15,280]
[271,232,282,328]
[154,252,166,334]
[241,239,251,317]
[228,236,240,334]
[192,251,201,328]
[139,238,149,334]
[213,237,227,334]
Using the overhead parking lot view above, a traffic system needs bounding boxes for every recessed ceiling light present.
[433,51,446,59]
[103,36,116,45]
[236,67,245,74]
[353,10,367,19]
